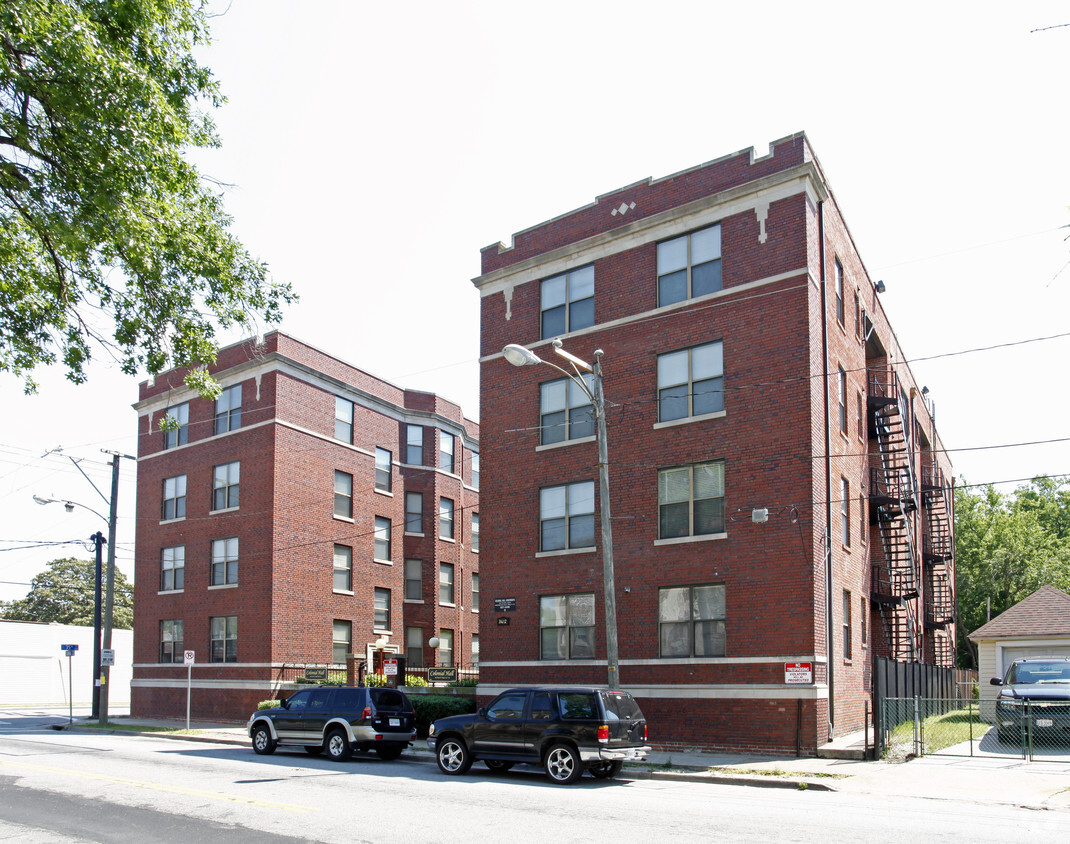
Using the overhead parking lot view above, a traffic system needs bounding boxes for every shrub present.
[411,695,477,738]
[447,677,479,687]
[258,699,281,710]
[404,674,429,687]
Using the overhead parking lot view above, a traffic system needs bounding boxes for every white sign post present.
[60,644,78,725]
[184,650,196,731]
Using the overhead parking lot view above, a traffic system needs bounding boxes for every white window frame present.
[539,593,595,660]
[657,341,724,423]
[375,447,392,492]
[658,584,726,657]
[657,461,725,540]
[215,385,241,435]
[333,544,353,592]
[212,461,240,511]
[160,546,184,592]
[374,516,392,561]
[164,402,189,449]
[210,537,239,586]
[539,481,595,552]
[657,224,722,307]
[540,265,594,339]
[162,474,186,521]
[539,375,594,446]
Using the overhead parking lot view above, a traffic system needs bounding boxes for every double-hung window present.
[439,497,455,540]
[540,375,594,445]
[334,471,352,518]
[843,590,852,659]
[333,544,352,591]
[439,432,455,473]
[540,593,595,659]
[471,513,479,552]
[405,492,423,533]
[333,620,352,663]
[658,584,726,657]
[212,461,240,510]
[439,562,455,605]
[161,546,184,591]
[375,447,392,492]
[211,537,238,586]
[540,481,595,551]
[335,397,353,442]
[838,366,848,435]
[657,224,721,306]
[374,516,391,561]
[471,452,479,489]
[162,475,186,521]
[834,259,845,325]
[374,588,391,630]
[164,403,189,449]
[840,477,851,547]
[471,572,480,610]
[159,619,183,663]
[541,265,594,338]
[406,425,423,465]
[657,341,724,422]
[405,559,422,601]
[658,461,725,539]
[210,616,237,662]
[215,385,241,434]
[406,627,424,667]
[437,629,454,666]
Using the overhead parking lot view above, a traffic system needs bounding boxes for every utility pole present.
[99,449,134,725]
[91,531,104,719]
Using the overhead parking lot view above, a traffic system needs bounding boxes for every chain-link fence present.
[881,697,1070,762]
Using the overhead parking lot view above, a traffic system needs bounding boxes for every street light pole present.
[503,341,620,690]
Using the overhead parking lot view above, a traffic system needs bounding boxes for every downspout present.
[818,200,835,740]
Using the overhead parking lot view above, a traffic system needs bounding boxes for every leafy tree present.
[955,476,1070,667]
[1,0,295,395]
[0,556,133,628]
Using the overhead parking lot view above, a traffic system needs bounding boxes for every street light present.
[503,339,620,690]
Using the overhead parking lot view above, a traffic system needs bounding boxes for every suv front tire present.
[544,743,583,785]
[436,736,472,775]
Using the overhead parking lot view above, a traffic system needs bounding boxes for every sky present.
[2,0,1068,602]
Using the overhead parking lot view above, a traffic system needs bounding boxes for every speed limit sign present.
[184,650,196,665]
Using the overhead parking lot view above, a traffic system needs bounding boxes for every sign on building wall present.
[784,662,813,684]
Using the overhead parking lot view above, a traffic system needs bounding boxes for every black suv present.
[427,687,650,784]
[247,686,416,761]
[990,657,1070,744]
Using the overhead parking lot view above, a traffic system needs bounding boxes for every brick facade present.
[473,133,955,754]
[131,332,479,720]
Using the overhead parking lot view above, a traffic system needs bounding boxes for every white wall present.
[0,620,132,706]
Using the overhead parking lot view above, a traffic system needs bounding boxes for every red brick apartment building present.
[474,133,955,754]
[132,332,479,719]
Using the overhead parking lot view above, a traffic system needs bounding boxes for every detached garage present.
[969,585,1070,720]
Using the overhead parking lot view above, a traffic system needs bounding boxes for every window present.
[215,385,241,435]
[539,266,599,340]
[439,562,455,604]
[210,616,237,663]
[439,432,455,473]
[472,634,479,669]
[857,391,865,440]
[658,461,725,539]
[541,265,594,338]
[843,590,852,660]
[333,544,352,592]
[212,461,240,510]
[374,516,391,561]
[859,492,866,544]
[335,396,353,442]
[161,546,184,591]
[375,447,392,492]
[159,619,183,663]
[404,558,422,601]
[374,588,390,630]
[162,474,186,521]
[540,480,595,551]
[407,626,424,667]
[211,537,238,586]
[406,425,423,465]
[164,403,189,449]
[540,375,594,445]
[860,597,868,645]
[471,572,480,610]
[834,259,845,325]
[437,629,454,666]
[405,492,423,533]
[657,224,721,307]
[471,451,479,490]
[332,621,352,663]
[840,478,850,547]
[540,593,595,659]
[838,367,848,435]
[334,470,352,518]
[439,497,455,540]
[471,512,479,552]
[658,341,724,422]
[659,584,726,657]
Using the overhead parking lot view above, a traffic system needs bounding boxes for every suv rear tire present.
[436,737,472,775]
[325,728,352,761]
[375,744,404,761]
[544,743,583,785]
[588,760,623,779]
[251,724,276,755]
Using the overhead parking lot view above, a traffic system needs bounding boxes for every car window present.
[530,692,555,720]
[308,690,332,711]
[487,693,527,720]
[285,691,311,712]
[370,688,408,711]
[559,692,596,720]
[602,691,643,721]
[334,688,364,710]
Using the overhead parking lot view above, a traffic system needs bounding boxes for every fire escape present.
[868,368,921,662]
[922,465,955,666]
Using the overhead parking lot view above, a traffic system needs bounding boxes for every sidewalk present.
[64,714,1070,812]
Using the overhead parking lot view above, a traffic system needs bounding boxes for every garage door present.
[999,645,1070,675]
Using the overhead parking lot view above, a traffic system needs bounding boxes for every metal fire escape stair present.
[922,468,955,633]
[868,370,921,662]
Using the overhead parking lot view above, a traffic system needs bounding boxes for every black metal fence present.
[873,657,976,756]
[270,663,478,689]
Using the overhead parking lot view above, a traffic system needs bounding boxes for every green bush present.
[447,677,479,687]
[411,695,477,738]
[404,674,429,687]
[258,699,281,710]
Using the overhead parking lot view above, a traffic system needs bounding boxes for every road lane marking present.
[0,759,317,813]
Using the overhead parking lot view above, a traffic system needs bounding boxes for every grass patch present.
[707,766,848,780]
[75,721,196,735]
[886,706,983,754]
